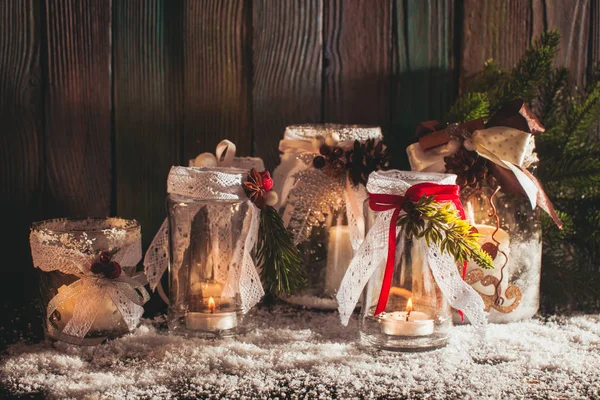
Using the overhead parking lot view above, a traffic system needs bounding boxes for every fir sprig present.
[257,206,306,297]
[397,196,494,270]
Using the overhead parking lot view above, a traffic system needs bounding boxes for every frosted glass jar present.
[166,194,252,337]
[30,218,147,345]
[461,187,542,323]
[274,124,383,309]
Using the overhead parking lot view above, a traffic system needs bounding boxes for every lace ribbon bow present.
[30,225,149,344]
[144,141,265,313]
[336,171,487,333]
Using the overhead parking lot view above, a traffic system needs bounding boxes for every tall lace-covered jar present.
[337,171,487,351]
[273,124,386,309]
[406,101,562,323]
[461,187,542,323]
[30,218,149,345]
[144,147,266,338]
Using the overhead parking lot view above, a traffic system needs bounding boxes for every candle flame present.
[406,298,413,313]
[208,296,216,313]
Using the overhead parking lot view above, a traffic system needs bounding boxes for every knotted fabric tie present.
[369,183,466,315]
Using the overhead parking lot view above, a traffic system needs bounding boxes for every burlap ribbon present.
[406,100,562,228]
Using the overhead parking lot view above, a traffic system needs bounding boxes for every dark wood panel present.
[545,0,591,86]
[460,0,535,87]
[253,0,323,169]
[113,0,183,247]
[391,0,456,168]
[324,0,392,131]
[183,0,251,162]
[0,0,42,307]
[44,0,112,217]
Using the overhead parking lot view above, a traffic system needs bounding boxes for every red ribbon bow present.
[369,182,467,316]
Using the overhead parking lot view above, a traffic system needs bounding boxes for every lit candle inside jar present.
[466,224,510,295]
[185,291,238,332]
[379,298,434,336]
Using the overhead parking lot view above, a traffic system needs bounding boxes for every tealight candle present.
[378,298,434,337]
[185,296,238,332]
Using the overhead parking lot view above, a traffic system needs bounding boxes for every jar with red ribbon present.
[337,171,489,351]
[406,100,563,323]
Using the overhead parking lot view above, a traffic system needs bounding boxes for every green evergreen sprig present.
[397,196,494,270]
[257,206,306,297]
[438,29,600,311]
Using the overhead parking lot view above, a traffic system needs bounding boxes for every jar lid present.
[284,124,383,142]
[366,170,457,195]
[167,166,248,200]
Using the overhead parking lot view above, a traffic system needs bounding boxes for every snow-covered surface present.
[1,306,599,399]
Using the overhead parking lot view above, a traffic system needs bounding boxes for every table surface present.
[1,305,599,399]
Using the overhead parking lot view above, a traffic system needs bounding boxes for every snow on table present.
[1,306,599,399]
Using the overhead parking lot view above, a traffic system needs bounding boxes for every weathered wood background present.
[1,0,598,321]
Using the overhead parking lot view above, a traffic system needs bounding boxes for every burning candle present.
[185,294,238,332]
[378,298,434,336]
[324,225,354,296]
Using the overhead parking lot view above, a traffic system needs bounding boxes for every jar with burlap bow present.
[407,101,563,322]
[273,124,389,309]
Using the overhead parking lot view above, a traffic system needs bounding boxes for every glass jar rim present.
[31,217,140,234]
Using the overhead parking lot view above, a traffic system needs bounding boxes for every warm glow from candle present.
[208,296,216,313]
[406,298,413,313]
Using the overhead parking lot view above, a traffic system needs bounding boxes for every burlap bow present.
[406,100,562,227]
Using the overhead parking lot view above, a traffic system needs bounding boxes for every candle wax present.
[54,285,123,333]
[185,311,237,332]
[324,225,354,296]
[466,224,511,296]
[379,311,434,336]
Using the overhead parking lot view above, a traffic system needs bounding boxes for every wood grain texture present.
[460,0,535,87]
[253,0,323,169]
[324,0,392,131]
[391,0,456,168]
[544,0,590,86]
[113,0,183,248]
[183,0,251,163]
[44,0,112,217]
[0,0,42,308]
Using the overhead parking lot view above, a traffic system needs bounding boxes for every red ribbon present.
[369,182,467,316]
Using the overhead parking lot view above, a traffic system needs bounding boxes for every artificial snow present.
[1,306,599,399]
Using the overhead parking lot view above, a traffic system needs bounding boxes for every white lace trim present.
[30,218,148,341]
[337,170,487,334]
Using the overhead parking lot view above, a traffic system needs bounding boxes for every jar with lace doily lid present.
[30,217,149,345]
[272,124,390,309]
[145,140,302,338]
[336,170,492,351]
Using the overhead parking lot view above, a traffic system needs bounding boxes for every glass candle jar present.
[30,218,148,345]
[337,170,487,352]
[167,192,252,337]
[145,162,266,338]
[273,124,384,309]
[460,186,542,323]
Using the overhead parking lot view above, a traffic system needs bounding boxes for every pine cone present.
[444,148,493,190]
[346,139,391,186]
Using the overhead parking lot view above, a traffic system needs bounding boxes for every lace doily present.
[337,170,488,334]
[284,124,382,142]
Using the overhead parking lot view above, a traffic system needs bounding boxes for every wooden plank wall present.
[1,0,598,318]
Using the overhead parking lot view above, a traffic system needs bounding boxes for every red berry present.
[260,171,274,191]
[91,261,104,274]
[99,250,112,263]
[103,261,122,279]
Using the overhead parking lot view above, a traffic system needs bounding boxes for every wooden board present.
[253,0,323,169]
[391,0,456,168]
[44,0,112,217]
[323,0,392,132]
[0,0,43,310]
[183,0,252,162]
[113,0,183,248]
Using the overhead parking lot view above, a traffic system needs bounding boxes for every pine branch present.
[538,155,600,187]
[398,196,494,269]
[565,81,600,152]
[257,206,306,297]
[491,30,560,111]
[444,92,490,123]
[465,59,506,93]
[537,67,570,128]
